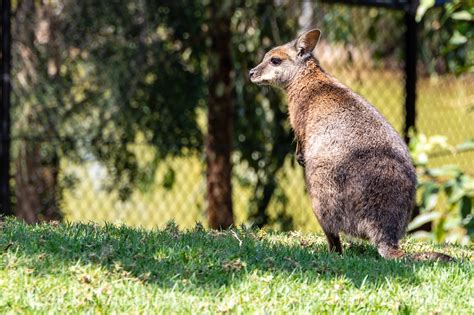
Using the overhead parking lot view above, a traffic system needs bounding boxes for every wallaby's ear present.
[296,29,321,56]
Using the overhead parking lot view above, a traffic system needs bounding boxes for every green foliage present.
[419,0,474,74]
[12,1,300,207]
[0,218,472,313]
[230,1,299,226]
[311,1,473,75]
[12,1,207,200]
[409,134,474,244]
[61,1,206,197]
[417,0,436,22]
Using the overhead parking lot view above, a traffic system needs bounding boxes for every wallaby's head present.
[249,29,321,88]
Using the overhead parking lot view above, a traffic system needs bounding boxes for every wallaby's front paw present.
[296,153,305,167]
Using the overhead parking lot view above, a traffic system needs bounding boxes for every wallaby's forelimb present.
[295,140,305,167]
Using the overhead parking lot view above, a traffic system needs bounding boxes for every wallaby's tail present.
[408,251,453,262]
[378,244,453,262]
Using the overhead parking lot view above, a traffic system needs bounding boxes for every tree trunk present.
[15,140,61,223]
[206,4,234,229]
[12,0,62,223]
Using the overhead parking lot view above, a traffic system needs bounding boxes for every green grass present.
[1,218,472,313]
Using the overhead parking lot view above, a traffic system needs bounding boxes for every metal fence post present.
[403,0,419,143]
[1,0,13,216]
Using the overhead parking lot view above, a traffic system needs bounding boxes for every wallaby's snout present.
[249,68,256,79]
[249,64,265,85]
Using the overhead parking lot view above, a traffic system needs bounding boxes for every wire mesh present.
[8,1,473,231]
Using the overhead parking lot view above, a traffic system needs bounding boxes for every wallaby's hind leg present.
[323,230,342,254]
[377,242,404,260]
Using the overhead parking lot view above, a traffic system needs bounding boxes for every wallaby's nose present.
[249,68,256,78]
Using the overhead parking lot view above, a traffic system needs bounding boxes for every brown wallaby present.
[250,29,452,261]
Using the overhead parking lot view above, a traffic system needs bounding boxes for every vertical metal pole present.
[403,1,419,143]
[1,0,13,216]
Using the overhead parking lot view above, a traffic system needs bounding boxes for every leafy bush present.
[418,0,473,74]
[409,134,474,244]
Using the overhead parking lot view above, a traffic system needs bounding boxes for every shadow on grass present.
[0,218,459,290]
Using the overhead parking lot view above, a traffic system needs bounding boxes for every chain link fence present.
[5,1,473,231]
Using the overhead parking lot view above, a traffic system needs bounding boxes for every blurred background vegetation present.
[6,0,473,243]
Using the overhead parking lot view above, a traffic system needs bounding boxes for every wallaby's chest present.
[288,106,307,141]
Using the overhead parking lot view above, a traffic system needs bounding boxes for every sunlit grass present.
[0,219,472,313]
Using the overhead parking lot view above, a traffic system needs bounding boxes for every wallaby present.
[250,29,452,261]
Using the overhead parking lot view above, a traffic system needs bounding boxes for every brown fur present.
[250,29,452,262]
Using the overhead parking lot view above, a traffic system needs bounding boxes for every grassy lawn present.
[0,218,472,313]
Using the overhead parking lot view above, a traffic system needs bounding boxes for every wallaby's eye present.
[270,57,282,66]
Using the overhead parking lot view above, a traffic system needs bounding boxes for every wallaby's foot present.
[377,243,405,260]
[324,231,342,254]
[409,252,453,262]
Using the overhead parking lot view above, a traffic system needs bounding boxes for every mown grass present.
[0,218,472,313]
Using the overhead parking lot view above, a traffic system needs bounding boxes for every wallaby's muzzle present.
[249,68,256,78]
[249,65,267,85]
[249,67,262,84]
